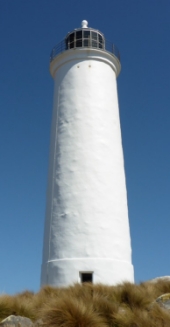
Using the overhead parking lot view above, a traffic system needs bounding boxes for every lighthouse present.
[41,20,134,286]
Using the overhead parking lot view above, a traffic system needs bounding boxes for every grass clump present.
[0,279,170,326]
[0,292,34,322]
[41,296,107,327]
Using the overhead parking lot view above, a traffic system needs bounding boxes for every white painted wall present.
[41,47,134,287]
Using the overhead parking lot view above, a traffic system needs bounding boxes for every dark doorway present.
[80,272,93,283]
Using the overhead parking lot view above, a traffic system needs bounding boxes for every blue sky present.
[1,0,170,294]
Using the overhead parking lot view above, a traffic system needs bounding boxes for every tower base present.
[41,258,134,287]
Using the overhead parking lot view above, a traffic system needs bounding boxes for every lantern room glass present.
[65,30,105,50]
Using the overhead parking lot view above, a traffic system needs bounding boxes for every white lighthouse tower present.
[41,20,134,286]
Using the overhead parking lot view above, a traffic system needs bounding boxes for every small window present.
[76,39,82,47]
[66,33,75,49]
[84,30,90,38]
[92,40,97,48]
[69,33,74,43]
[98,34,103,43]
[70,41,74,49]
[83,39,89,47]
[76,31,82,39]
[98,34,103,49]
[80,272,93,283]
[92,32,97,40]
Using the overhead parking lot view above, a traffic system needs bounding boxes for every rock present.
[150,276,170,283]
[0,315,33,327]
[156,293,170,310]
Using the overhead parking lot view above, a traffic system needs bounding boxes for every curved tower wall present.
[41,45,134,286]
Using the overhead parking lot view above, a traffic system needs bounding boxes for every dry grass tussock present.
[0,280,170,326]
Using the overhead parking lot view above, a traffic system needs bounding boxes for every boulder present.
[0,315,33,327]
[156,293,170,310]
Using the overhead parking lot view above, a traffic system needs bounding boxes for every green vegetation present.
[0,279,170,326]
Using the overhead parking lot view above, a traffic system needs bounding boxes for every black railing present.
[50,38,120,62]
